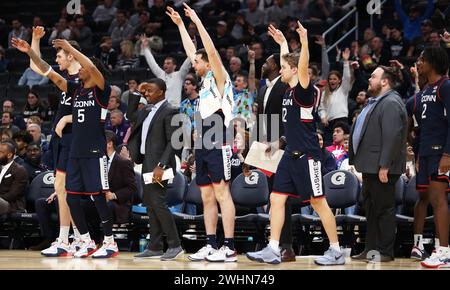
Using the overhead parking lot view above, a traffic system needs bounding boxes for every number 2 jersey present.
[66,81,111,158]
[417,76,450,157]
[282,82,322,161]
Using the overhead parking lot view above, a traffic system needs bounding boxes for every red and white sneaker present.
[73,240,97,258]
[92,241,119,259]
[205,245,237,262]
[41,238,72,257]
[421,248,450,269]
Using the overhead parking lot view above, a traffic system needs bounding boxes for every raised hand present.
[11,37,31,53]
[389,59,404,69]
[314,35,325,47]
[52,39,72,51]
[248,49,255,62]
[342,47,351,61]
[166,6,183,26]
[268,24,286,45]
[440,30,450,43]
[140,34,149,49]
[32,26,45,40]
[183,3,201,24]
[296,20,308,43]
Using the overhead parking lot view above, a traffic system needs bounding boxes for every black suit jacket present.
[0,162,29,213]
[255,77,288,142]
[126,93,179,174]
[108,153,137,224]
[349,90,407,175]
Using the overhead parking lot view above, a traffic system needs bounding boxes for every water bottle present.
[139,237,147,252]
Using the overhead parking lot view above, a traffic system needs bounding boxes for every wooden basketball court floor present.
[0,250,440,270]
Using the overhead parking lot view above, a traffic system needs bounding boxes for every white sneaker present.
[188,245,217,261]
[421,248,450,269]
[92,241,119,259]
[205,245,237,262]
[41,238,72,257]
[73,240,97,258]
[70,238,83,254]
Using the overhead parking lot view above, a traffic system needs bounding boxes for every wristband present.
[43,67,52,76]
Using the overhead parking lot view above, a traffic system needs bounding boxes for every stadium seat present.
[165,171,187,207]
[125,68,148,83]
[31,84,54,99]
[231,170,269,249]
[7,85,29,113]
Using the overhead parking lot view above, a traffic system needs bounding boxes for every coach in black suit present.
[255,53,288,143]
[127,78,183,260]
[349,66,407,262]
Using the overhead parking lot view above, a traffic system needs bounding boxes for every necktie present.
[145,104,155,112]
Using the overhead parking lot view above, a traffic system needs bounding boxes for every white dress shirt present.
[263,75,281,112]
[107,151,115,173]
[140,99,166,155]
[0,160,14,184]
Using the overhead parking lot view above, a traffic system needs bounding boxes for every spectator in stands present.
[326,121,349,169]
[22,141,47,183]
[26,124,48,153]
[233,73,255,127]
[121,78,139,106]
[108,110,130,145]
[95,36,118,70]
[307,0,333,24]
[230,13,247,42]
[408,20,434,59]
[1,112,20,135]
[228,56,247,81]
[116,40,139,70]
[129,1,148,29]
[148,0,167,30]
[0,46,9,73]
[18,68,49,88]
[0,142,28,217]
[318,48,352,146]
[140,35,191,107]
[250,41,265,79]
[239,0,266,29]
[265,0,290,25]
[70,16,93,51]
[22,91,48,121]
[360,27,376,56]
[12,131,32,160]
[179,75,199,128]
[3,100,26,130]
[348,90,368,121]
[26,115,42,128]
[133,11,151,37]
[230,129,251,183]
[47,18,71,45]
[214,21,235,54]
[1,128,12,142]
[387,23,409,59]
[7,19,30,49]
[394,0,434,42]
[429,30,443,48]
[110,10,135,48]
[368,37,392,67]
[187,22,202,50]
[92,0,117,25]
[288,0,310,20]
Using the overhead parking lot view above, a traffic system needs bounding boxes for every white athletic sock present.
[58,226,70,244]
[438,246,449,257]
[269,240,279,252]
[104,235,114,244]
[435,238,440,249]
[330,242,341,252]
[80,233,91,243]
[414,234,424,250]
[72,226,81,239]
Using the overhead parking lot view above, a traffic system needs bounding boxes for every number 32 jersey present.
[67,81,111,158]
[418,76,450,157]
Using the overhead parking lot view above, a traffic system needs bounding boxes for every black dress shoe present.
[281,247,296,262]
[367,254,394,263]
[29,239,53,251]
[351,250,370,261]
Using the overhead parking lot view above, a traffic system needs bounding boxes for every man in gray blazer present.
[349,66,407,262]
[127,78,183,260]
